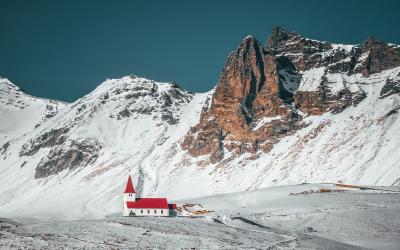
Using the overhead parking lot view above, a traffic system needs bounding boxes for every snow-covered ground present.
[1,184,399,249]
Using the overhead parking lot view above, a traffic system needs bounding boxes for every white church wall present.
[129,208,169,217]
[124,193,136,203]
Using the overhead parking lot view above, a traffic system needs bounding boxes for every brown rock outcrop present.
[355,37,400,76]
[182,27,400,162]
[266,27,356,73]
[293,76,366,115]
[181,35,302,163]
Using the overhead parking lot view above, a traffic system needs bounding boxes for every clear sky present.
[1,0,399,102]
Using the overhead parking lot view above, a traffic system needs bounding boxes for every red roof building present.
[122,175,177,217]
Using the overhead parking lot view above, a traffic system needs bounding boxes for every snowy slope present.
[0,75,212,219]
[1,184,399,249]
[0,77,66,145]
[0,67,399,219]
[181,183,400,249]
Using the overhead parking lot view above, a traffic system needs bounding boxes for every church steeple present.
[124,175,136,193]
[123,175,136,212]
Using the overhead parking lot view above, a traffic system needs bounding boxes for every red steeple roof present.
[124,175,136,193]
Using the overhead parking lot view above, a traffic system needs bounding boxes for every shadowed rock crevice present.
[0,141,10,156]
[275,56,301,103]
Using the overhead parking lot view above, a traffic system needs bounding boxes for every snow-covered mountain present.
[0,27,399,219]
[0,77,66,144]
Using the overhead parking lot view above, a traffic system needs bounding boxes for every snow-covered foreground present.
[1,184,399,249]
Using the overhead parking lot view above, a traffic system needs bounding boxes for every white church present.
[122,175,177,217]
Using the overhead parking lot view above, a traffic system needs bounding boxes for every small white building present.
[122,175,176,217]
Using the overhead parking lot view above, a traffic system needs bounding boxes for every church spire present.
[124,175,136,193]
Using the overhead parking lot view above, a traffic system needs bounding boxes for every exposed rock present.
[182,27,400,162]
[160,111,178,125]
[276,56,301,101]
[0,142,9,155]
[351,90,367,106]
[294,76,366,115]
[266,28,400,77]
[355,37,400,76]
[43,102,60,119]
[384,106,400,118]
[20,127,69,156]
[182,35,303,162]
[35,139,102,179]
[76,104,87,113]
[266,27,351,72]
[110,78,192,124]
[380,74,400,98]
[266,26,292,48]
[117,108,134,119]
[20,161,27,168]
[181,118,226,162]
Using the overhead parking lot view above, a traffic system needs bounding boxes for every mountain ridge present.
[0,27,399,219]
[182,26,400,162]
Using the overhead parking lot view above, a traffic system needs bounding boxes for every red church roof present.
[126,198,169,209]
[124,175,136,193]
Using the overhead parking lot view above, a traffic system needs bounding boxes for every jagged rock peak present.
[362,36,390,49]
[365,36,378,44]
[181,28,304,163]
[240,34,259,45]
[243,34,255,41]
[356,36,400,76]
[266,26,300,48]
[236,35,262,52]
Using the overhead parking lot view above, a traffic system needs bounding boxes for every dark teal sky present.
[1,0,399,102]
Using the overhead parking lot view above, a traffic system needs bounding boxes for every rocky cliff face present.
[181,35,302,163]
[380,73,400,98]
[355,37,400,76]
[182,27,400,162]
